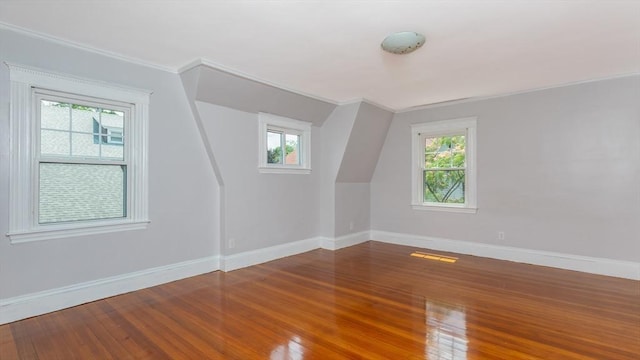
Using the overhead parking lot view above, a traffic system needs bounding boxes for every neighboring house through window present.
[93,118,124,146]
[258,112,311,174]
[411,117,477,213]
[6,63,150,242]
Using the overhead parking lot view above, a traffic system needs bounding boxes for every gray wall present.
[371,76,640,262]
[0,28,219,299]
[194,102,323,254]
[334,102,393,237]
[318,103,359,237]
[335,183,370,236]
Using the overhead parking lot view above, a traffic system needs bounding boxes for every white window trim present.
[410,117,477,213]
[258,112,311,174]
[6,62,151,243]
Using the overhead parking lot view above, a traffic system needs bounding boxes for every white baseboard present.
[320,231,370,250]
[0,255,220,325]
[370,230,640,280]
[222,237,320,272]
[0,233,370,325]
[4,230,637,325]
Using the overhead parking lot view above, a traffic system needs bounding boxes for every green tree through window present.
[424,135,466,203]
[267,142,296,164]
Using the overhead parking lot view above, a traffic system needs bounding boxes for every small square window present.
[258,113,311,174]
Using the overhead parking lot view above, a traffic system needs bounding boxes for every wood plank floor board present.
[220,274,408,360]
[88,301,172,360]
[1,241,638,359]
[0,324,21,360]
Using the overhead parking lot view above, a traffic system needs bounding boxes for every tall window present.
[411,117,477,213]
[258,113,311,174]
[37,92,128,224]
[7,63,150,242]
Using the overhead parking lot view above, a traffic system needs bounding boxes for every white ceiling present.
[1,0,639,110]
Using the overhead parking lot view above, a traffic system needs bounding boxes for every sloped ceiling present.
[1,1,638,111]
[192,63,336,126]
[336,103,394,183]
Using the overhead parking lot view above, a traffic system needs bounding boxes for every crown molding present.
[0,21,176,74]
[396,72,640,113]
[337,98,397,113]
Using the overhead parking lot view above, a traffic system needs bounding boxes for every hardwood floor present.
[1,241,639,359]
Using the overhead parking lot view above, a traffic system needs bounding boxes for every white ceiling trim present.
[395,71,640,114]
[0,21,176,74]
[337,98,397,114]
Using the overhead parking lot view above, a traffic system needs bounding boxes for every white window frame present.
[258,112,311,174]
[6,63,150,243]
[411,117,477,213]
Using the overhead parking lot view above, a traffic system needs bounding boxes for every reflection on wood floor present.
[1,241,639,359]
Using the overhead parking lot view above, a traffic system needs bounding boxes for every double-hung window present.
[258,113,311,174]
[411,117,477,213]
[7,63,150,242]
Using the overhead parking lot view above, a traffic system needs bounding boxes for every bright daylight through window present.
[411,117,477,213]
[7,63,150,243]
[37,94,127,224]
[259,113,310,174]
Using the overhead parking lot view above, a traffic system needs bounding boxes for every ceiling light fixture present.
[381,31,426,54]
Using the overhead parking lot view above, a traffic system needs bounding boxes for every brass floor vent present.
[410,251,458,263]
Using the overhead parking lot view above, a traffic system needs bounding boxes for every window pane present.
[424,169,465,204]
[40,130,70,156]
[71,106,99,132]
[450,135,466,168]
[425,135,465,169]
[285,133,300,165]
[40,100,70,131]
[267,131,282,164]
[102,143,124,160]
[39,163,126,224]
[71,133,100,157]
[101,109,124,129]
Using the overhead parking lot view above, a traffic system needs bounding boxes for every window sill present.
[7,219,150,244]
[411,204,478,214]
[258,166,311,175]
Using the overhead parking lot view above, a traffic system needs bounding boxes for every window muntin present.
[411,118,477,213]
[258,113,310,174]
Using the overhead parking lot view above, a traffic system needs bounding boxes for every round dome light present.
[381,31,426,55]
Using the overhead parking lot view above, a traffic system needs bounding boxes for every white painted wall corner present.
[222,231,370,271]
[221,237,321,272]
[320,230,370,250]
